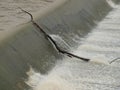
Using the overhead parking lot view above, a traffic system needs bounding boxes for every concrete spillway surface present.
[0,0,120,90]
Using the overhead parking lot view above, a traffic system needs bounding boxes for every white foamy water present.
[26,65,75,90]
[26,2,120,90]
[50,35,70,50]
[106,0,118,8]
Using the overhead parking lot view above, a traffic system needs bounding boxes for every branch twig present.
[109,57,120,64]
[20,8,90,62]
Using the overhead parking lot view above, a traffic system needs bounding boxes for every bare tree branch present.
[20,8,90,62]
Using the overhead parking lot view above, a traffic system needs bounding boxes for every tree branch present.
[20,8,90,62]
[109,57,120,64]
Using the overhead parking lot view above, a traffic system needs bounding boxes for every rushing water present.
[25,1,120,90]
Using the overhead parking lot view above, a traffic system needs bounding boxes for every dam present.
[0,0,120,90]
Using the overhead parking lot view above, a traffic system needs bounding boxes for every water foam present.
[106,0,118,8]
[73,4,120,64]
[50,34,70,50]
[25,67,45,88]
[90,55,110,65]
[34,75,73,90]
[25,66,74,90]
[25,3,120,90]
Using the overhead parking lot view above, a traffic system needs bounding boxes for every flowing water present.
[24,1,120,90]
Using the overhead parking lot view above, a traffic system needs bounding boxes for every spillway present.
[0,0,120,90]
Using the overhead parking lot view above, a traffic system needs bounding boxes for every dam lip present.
[0,0,67,45]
